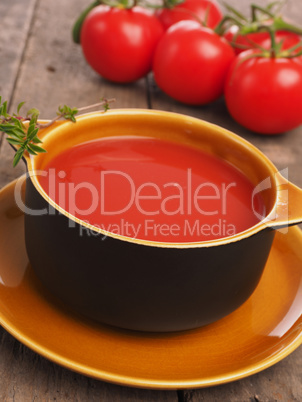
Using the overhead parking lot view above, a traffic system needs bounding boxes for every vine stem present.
[273,17,302,35]
[222,2,248,22]
[251,4,275,21]
[214,15,244,35]
[36,98,116,129]
[72,0,101,44]
[257,25,277,56]
[77,98,116,113]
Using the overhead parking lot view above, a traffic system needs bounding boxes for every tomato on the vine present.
[224,49,302,134]
[153,21,235,105]
[155,0,223,31]
[80,5,164,83]
[224,25,302,55]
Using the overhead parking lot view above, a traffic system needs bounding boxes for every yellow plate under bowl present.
[0,178,301,389]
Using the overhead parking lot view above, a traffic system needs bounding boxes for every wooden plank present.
[0,0,38,102]
[0,0,38,182]
[0,332,176,402]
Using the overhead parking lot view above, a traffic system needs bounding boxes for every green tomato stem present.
[286,49,302,58]
[162,0,185,9]
[72,0,101,44]
[222,2,248,23]
[214,15,244,35]
[283,40,302,53]
[257,25,277,56]
[280,42,302,58]
[251,4,275,22]
[273,16,302,36]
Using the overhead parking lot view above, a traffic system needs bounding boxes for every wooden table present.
[0,0,301,400]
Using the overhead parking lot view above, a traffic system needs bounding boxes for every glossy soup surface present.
[39,136,265,242]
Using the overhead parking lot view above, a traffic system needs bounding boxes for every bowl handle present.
[266,172,302,230]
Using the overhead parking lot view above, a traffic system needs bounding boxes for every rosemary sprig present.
[0,97,115,167]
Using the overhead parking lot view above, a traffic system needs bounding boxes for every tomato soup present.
[39,137,265,242]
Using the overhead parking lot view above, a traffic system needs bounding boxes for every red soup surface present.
[39,136,265,242]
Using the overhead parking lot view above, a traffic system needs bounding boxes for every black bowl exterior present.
[24,177,275,332]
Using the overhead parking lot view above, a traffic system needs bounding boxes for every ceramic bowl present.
[18,110,302,332]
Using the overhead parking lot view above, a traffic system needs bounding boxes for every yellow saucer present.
[0,178,302,389]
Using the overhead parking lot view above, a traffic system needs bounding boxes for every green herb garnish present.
[0,97,115,167]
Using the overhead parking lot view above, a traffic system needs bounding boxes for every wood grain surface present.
[0,0,301,400]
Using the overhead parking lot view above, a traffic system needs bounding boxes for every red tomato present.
[224,25,302,55]
[80,5,164,83]
[153,21,235,105]
[224,50,302,134]
[156,0,223,30]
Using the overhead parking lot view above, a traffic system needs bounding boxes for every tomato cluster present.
[74,1,302,135]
